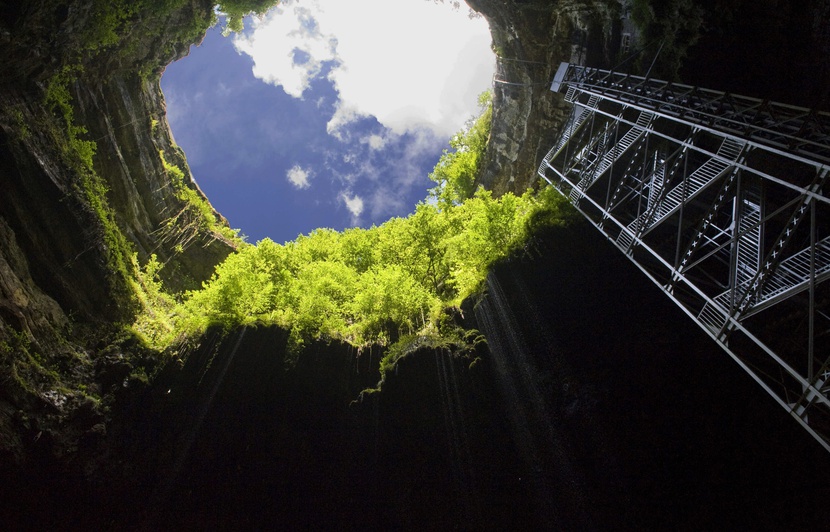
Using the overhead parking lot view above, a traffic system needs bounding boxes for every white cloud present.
[326,103,364,140]
[234,0,494,137]
[340,191,364,223]
[286,164,312,188]
[362,134,387,151]
[233,3,337,98]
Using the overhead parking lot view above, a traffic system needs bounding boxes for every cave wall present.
[0,0,233,335]
[468,0,620,196]
[6,225,828,530]
[0,0,232,480]
[70,74,235,290]
[678,0,830,110]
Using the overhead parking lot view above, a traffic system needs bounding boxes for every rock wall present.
[468,0,620,196]
[5,226,828,530]
[0,1,232,333]
[0,0,231,477]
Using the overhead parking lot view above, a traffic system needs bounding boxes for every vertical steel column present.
[538,65,830,452]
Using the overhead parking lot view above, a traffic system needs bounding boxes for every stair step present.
[698,302,728,332]
[713,236,830,312]
[616,229,636,250]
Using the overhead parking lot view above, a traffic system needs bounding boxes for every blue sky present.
[161,0,493,244]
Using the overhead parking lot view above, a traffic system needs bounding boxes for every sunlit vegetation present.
[159,149,245,245]
[219,0,281,34]
[133,186,573,353]
[130,88,576,361]
[429,91,492,205]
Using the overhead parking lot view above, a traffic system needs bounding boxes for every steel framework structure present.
[538,62,830,452]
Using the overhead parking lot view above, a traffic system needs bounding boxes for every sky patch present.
[161,1,494,244]
[233,0,493,137]
[286,164,312,189]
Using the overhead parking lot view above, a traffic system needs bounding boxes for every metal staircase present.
[569,110,654,203]
[537,94,599,178]
[713,235,830,317]
[735,194,762,287]
[640,138,745,235]
[538,62,830,453]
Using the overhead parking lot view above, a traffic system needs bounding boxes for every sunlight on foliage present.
[219,0,280,34]
[159,149,245,245]
[136,186,573,351]
[133,93,575,359]
[129,254,178,347]
[429,91,492,206]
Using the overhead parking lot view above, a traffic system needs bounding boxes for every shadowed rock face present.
[0,0,233,485]
[467,0,620,196]
[0,1,233,331]
[4,225,828,530]
[677,0,830,110]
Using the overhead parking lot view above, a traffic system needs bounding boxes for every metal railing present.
[540,62,830,452]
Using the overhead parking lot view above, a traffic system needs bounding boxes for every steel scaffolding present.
[539,62,830,452]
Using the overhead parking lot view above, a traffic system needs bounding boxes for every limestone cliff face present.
[0,0,232,469]
[468,0,619,196]
[0,0,232,339]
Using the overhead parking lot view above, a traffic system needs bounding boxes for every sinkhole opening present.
[160,0,495,245]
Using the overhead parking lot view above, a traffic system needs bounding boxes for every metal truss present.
[539,63,830,452]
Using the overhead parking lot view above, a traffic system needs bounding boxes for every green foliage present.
[129,254,178,348]
[138,186,572,352]
[133,93,575,373]
[79,0,210,55]
[159,149,245,245]
[45,67,96,169]
[219,1,281,34]
[369,326,485,394]
[74,0,185,64]
[429,91,492,206]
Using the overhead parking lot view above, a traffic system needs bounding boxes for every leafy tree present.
[429,91,492,206]
[349,265,438,344]
[133,92,575,367]
[218,0,280,33]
